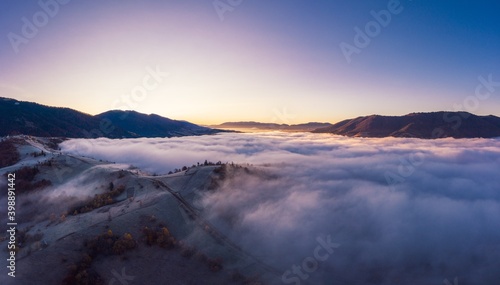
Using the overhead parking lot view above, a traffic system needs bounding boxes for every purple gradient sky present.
[1,0,499,124]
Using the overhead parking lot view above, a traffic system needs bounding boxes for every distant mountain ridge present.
[0,97,219,138]
[312,112,500,138]
[3,97,500,139]
[211,121,333,132]
[96,110,219,138]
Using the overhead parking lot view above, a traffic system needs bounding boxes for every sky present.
[59,133,500,284]
[1,0,499,125]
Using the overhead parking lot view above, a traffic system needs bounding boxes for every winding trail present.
[148,177,283,277]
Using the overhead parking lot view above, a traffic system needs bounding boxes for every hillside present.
[96,110,219,137]
[312,112,500,138]
[0,98,219,138]
[0,136,272,285]
[0,98,129,138]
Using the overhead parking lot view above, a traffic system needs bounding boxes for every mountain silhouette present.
[0,97,218,138]
[312,112,500,138]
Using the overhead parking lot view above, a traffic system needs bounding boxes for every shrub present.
[63,230,137,284]
[0,139,20,168]
[85,232,118,257]
[142,226,175,249]
[16,166,39,181]
[71,184,126,215]
[207,257,223,272]
[62,252,105,285]
[112,233,137,255]
[7,166,52,194]
[84,230,137,257]
[180,245,196,258]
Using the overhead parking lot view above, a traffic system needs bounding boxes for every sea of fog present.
[61,132,500,285]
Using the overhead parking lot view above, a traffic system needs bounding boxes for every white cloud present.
[61,132,500,284]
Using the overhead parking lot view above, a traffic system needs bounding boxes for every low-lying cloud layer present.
[61,133,500,285]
